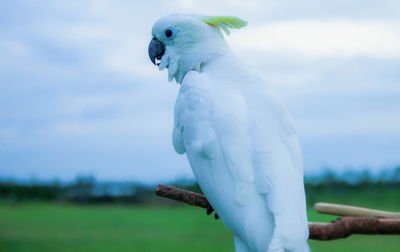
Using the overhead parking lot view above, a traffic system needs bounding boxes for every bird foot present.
[206,204,219,220]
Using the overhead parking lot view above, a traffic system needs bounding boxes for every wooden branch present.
[156,184,209,208]
[308,217,400,240]
[156,184,400,240]
[315,202,400,219]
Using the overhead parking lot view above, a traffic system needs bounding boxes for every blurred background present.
[0,1,399,251]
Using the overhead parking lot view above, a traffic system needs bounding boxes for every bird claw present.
[206,204,213,215]
[206,204,219,220]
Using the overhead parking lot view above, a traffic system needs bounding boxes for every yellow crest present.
[201,16,248,35]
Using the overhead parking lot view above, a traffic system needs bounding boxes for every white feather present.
[152,14,310,252]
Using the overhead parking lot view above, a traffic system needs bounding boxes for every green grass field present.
[0,198,399,252]
[1,187,400,252]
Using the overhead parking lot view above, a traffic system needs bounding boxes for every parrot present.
[148,14,310,252]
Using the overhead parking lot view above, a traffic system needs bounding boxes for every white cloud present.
[231,20,400,59]
[1,1,400,181]
[296,110,400,137]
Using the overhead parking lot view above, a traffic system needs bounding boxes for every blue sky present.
[1,0,399,183]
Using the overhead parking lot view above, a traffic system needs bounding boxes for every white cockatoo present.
[148,14,310,252]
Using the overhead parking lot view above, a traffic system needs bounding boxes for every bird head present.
[148,14,247,83]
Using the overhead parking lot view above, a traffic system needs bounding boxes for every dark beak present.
[148,37,165,65]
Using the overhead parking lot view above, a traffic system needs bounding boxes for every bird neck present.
[161,40,231,84]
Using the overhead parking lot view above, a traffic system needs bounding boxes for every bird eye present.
[165,29,173,38]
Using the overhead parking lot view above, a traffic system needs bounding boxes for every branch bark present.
[156,184,400,240]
